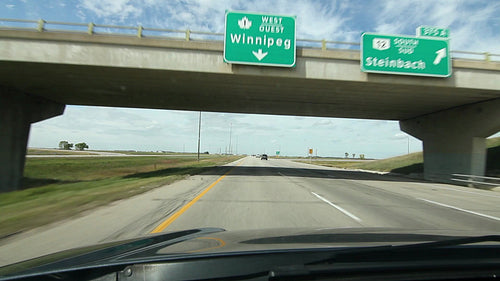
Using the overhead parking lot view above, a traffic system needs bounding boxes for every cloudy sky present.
[2,0,499,158]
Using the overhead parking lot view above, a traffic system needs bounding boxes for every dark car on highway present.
[261,154,268,160]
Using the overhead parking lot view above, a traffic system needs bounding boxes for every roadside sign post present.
[224,11,296,67]
[361,33,451,77]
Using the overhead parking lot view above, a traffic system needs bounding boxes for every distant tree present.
[345,152,349,158]
[352,153,356,158]
[58,141,73,150]
[58,141,67,149]
[359,154,365,160]
[75,142,89,151]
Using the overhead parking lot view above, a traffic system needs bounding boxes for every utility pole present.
[197,111,201,161]
[229,123,232,155]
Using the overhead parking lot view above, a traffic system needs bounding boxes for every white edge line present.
[418,198,500,222]
[311,192,362,222]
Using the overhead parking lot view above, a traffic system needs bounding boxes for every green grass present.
[487,137,500,148]
[23,156,217,182]
[27,148,98,155]
[28,148,205,156]
[300,152,423,173]
[91,150,204,156]
[97,151,193,155]
[0,155,242,238]
[298,137,500,176]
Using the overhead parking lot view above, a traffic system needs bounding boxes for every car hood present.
[0,227,492,279]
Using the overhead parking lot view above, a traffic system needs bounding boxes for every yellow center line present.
[150,159,245,233]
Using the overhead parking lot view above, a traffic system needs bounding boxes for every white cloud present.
[373,0,500,53]
[78,0,143,22]
[72,0,499,53]
[74,0,354,42]
[28,106,419,158]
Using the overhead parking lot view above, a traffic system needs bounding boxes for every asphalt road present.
[1,156,499,266]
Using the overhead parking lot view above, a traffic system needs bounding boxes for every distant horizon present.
[29,132,500,160]
[27,146,419,159]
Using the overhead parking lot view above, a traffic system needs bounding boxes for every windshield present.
[0,0,499,270]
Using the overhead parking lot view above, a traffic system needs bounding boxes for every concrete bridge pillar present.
[0,87,65,193]
[400,99,500,182]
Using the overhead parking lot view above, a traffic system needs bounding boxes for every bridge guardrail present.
[0,18,499,61]
[451,174,500,189]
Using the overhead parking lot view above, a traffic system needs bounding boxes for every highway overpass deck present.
[0,29,499,120]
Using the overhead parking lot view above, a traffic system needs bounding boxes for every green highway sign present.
[224,11,296,67]
[361,33,451,77]
[417,26,449,38]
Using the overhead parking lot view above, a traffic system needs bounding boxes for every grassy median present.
[0,155,242,239]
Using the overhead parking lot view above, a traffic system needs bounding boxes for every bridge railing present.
[451,174,500,189]
[0,18,499,61]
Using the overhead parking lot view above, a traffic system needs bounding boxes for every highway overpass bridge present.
[1,27,499,192]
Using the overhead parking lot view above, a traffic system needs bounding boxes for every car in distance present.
[261,154,268,160]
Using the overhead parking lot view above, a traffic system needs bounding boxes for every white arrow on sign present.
[252,49,268,61]
[433,48,447,65]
